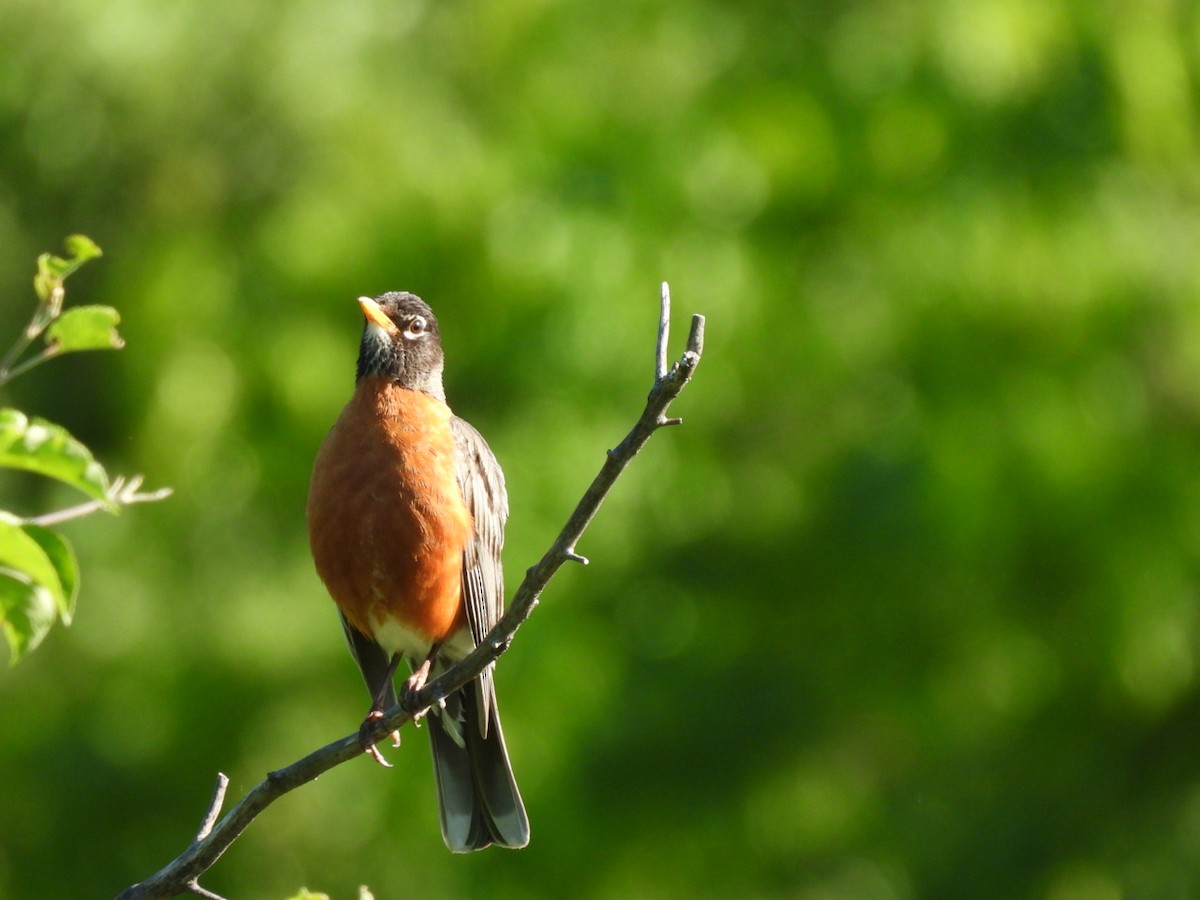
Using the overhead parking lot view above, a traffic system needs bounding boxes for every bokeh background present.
[2,1,1200,897]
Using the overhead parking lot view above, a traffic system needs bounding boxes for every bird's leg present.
[359,652,404,767]
[400,643,442,723]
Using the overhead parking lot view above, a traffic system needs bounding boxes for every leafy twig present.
[1,237,169,664]
[113,283,705,900]
[0,235,106,387]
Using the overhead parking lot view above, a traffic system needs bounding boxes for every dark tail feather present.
[428,681,529,852]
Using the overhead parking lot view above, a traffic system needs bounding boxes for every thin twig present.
[656,281,670,381]
[26,476,173,527]
[196,775,229,842]
[183,882,228,900]
[0,316,42,380]
[0,287,60,385]
[0,348,56,387]
[114,284,705,900]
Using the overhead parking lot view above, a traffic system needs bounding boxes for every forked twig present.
[27,475,174,527]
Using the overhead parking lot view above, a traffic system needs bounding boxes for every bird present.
[306,291,529,852]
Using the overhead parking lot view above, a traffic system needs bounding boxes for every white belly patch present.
[368,609,476,663]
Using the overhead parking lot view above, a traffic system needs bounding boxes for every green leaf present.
[20,524,78,624]
[0,409,111,503]
[0,515,67,609]
[64,234,102,263]
[33,234,103,300]
[45,306,125,353]
[33,267,56,303]
[0,516,71,664]
[37,252,72,281]
[0,567,56,664]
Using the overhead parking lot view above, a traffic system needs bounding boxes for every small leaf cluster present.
[0,237,169,663]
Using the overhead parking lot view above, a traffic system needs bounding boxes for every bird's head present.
[355,291,446,399]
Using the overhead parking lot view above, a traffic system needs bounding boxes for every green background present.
[3,1,1200,897]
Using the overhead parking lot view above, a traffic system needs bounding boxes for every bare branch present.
[656,281,670,380]
[195,774,229,842]
[114,284,704,900]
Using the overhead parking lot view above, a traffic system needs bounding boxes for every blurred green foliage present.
[1,0,1199,897]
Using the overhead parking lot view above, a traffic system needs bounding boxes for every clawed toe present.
[400,657,435,722]
[358,709,398,767]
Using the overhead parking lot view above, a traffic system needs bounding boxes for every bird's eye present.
[403,316,427,340]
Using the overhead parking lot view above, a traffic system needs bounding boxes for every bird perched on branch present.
[307,291,529,852]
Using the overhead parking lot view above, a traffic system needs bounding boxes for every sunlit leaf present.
[45,306,125,353]
[37,251,73,281]
[0,515,67,610]
[33,235,102,300]
[0,516,69,665]
[20,524,78,624]
[0,567,56,664]
[64,234,102,263]
[33,268,56,302]
[0,409,111,503]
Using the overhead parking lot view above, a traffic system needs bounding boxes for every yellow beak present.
[357,296,397,334]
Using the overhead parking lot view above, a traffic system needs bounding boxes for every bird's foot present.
[358,709,401,767]
[400,658,434,724]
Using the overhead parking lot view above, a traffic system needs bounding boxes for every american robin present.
[306,291,529,852]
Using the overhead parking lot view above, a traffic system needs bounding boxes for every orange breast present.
[307,378,474,658]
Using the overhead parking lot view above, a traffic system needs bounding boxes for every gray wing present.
[450,416,509,733]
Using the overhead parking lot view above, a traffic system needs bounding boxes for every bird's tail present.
[427,678,530,852]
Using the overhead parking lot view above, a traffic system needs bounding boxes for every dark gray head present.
[355,291,446,400]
